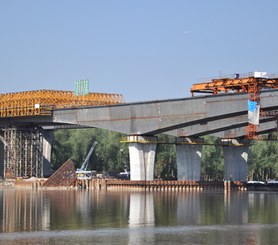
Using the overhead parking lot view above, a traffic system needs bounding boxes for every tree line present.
[51,128,278,181]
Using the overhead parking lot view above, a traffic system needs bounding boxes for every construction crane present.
[191,72,278,96]
[76,141,98,179]
[190,72,278,139]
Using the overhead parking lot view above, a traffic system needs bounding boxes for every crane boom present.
[77,141,98,171]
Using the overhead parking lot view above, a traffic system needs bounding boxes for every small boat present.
[247,180,278,191]
[247,181,266,191]
[266,180,278,190]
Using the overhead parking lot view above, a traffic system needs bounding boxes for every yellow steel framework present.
[0,90,125,117]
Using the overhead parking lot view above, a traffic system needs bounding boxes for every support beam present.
[127,135,157,181]
[222,139,249,181]
[43,130,54,177]
[176,138,203,181]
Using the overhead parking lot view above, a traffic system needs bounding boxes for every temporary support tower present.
[3,127,43,178]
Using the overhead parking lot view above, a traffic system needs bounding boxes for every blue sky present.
[1,0,277,102]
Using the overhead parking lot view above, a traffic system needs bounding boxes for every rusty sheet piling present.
[71,180,246,192]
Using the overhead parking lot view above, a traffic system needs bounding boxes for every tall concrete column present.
[128,135,157,181]
[176,138,203,181]
[0,131,4,177]
[222,139,249,181]
[43,130,54,177]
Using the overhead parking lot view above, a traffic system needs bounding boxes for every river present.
[0,189,278,244]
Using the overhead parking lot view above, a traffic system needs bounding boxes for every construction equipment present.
[191,72,278,139]
[76,141,98,179]
[191,72,278,96]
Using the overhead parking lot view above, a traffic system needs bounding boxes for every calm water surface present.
[0,189,278,244]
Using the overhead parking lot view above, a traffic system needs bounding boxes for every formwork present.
[3,127,43,178]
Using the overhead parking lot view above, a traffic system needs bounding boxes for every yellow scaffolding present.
[0,90,125,117]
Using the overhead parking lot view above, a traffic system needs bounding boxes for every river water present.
[0,189,278,244]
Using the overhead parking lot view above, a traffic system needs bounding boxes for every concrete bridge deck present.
[53,89,278,138]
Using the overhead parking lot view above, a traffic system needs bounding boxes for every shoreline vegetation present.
[51,129,278,182]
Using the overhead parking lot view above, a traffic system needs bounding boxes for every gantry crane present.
[191,72,278,139]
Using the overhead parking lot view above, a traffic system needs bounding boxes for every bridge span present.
[52,89,278,182]
[1,89,278,181]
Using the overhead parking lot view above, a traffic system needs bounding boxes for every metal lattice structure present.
[190,73,278,95]
[0,89,124,179]
[3,127,43,178]
[191,73,278,139]
[0,90,125,118]
[42,159,76,188]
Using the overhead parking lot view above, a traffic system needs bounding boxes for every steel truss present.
[3,127,43,178]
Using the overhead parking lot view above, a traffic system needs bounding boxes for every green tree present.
[249,136,278,180]
[51,129,278,181]
[155,134,176,179]
[51,128,128,172]
[201,136,224,181]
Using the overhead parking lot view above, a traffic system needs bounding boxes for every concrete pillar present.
[176,138,203,181]
[0,131,4,177]
[222,139,249,181]
[43,130,54,177]
[128,135,157,181]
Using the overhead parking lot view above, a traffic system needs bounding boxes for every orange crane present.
[191,72,278,139]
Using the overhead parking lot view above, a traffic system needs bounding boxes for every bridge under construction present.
[1,72,278,182]
[0,90,125,178]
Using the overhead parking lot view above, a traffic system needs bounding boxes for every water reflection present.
[128,193,154,244]
[1,189,278,244]
[0,190,50,232]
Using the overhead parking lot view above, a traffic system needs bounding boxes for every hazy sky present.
[1,0,277,102]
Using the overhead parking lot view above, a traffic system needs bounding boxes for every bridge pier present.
[43,130,53,177]
[176,137,203,181]
[222,139,249,181]
[127,135,157,181]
